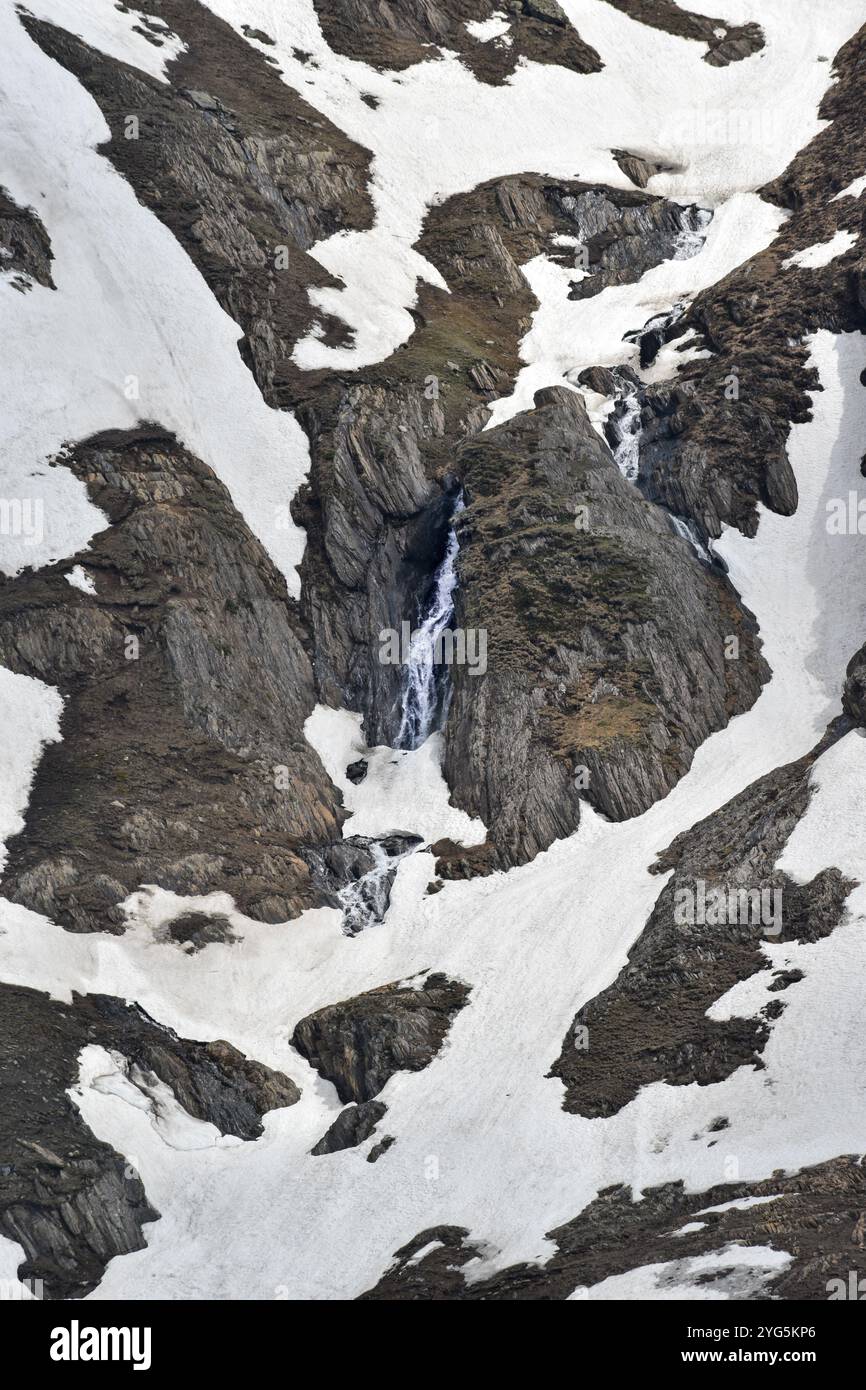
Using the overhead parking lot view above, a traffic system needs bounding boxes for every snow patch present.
[783,229,858,269]
[65,564,97,595]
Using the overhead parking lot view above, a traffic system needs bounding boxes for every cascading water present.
[609,385,643,482]
[669,512,714,564]
[672,206,713,260]
[337,835,423,936]
[396,494,465,750]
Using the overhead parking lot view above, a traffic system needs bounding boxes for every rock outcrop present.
[443,386,767,866]
[606,0,763,66]
[292,973,470,1102]
[24,4,373,406]
[308,0,602,84]
[0,426,343,930]
[0,186,54,289]
[310,1100,388,1155]
[361,1153,866,1300]
[550,723,854,1115]
[621,26,866,543]
[0,982,298,1299]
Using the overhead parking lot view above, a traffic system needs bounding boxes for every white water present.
[338,838,420,937]
[670,513,714,564]
[609,386,643,481]
[396,497,464,750]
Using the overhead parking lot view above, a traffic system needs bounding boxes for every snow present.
[0,665,62,872]
[696,1194,784,1216]
[486,192,784,428]
[465,15,510,43]
[304,706,486,846]
[832,174,866,201]
[570,1245,792,1301]
[3,0,866,1303]
[1,331,864,1299]
[193,0,863,371]
[22,0,185,83]
[0,3,311,597]
[0,1234,42,1298]
[80,1045,244,1152]
[65,564,97,595]
[783,229,858,269]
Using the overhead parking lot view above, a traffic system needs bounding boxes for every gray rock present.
[292,973,471,1103]
[0,983,298,1298]
[0,186,54,289]
[443,387,768,866]
[0,426,343,930]
[311,1101,387,1155]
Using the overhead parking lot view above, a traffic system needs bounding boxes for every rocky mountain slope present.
[2,0,866,1306]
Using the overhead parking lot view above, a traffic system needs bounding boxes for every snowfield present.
[2,0,866,1302]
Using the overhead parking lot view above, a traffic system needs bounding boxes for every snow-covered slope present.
[2,0,866,1303]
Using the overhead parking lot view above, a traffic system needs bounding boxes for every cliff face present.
[4,0,866,1308]
[0,426,343,931]
[444,386,766,865]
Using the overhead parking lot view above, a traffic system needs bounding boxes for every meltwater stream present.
[396,494,465,750]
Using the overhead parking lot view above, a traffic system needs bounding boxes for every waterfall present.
[396,495,464,749]
[669,512,714,564]
[609,387,643,482]
[337,836,421,936]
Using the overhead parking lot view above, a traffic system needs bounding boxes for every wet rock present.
[560,188,707,296]
[302,832,422,935]
[311,1101,387,1155]
[346,758,368,784]
[292,973,471,1103]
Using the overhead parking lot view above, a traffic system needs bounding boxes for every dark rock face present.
[292,385,457,744]
[443,387,767,866]
[9,7,775,879]
[0,426,343,931]
[550,725,854,1116]
[361,1154,866,1300]
[292,973,470,1103]
[605,0,764,66]
[23,4,373,407]
[843,643,866,724]
[0,186,54,289]
[163,911,237,952]
[0,983,298,1299]
[311,1100,387,1155]
[611,149,678,190]
[307,0,602,83]
[560,190,709,297]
